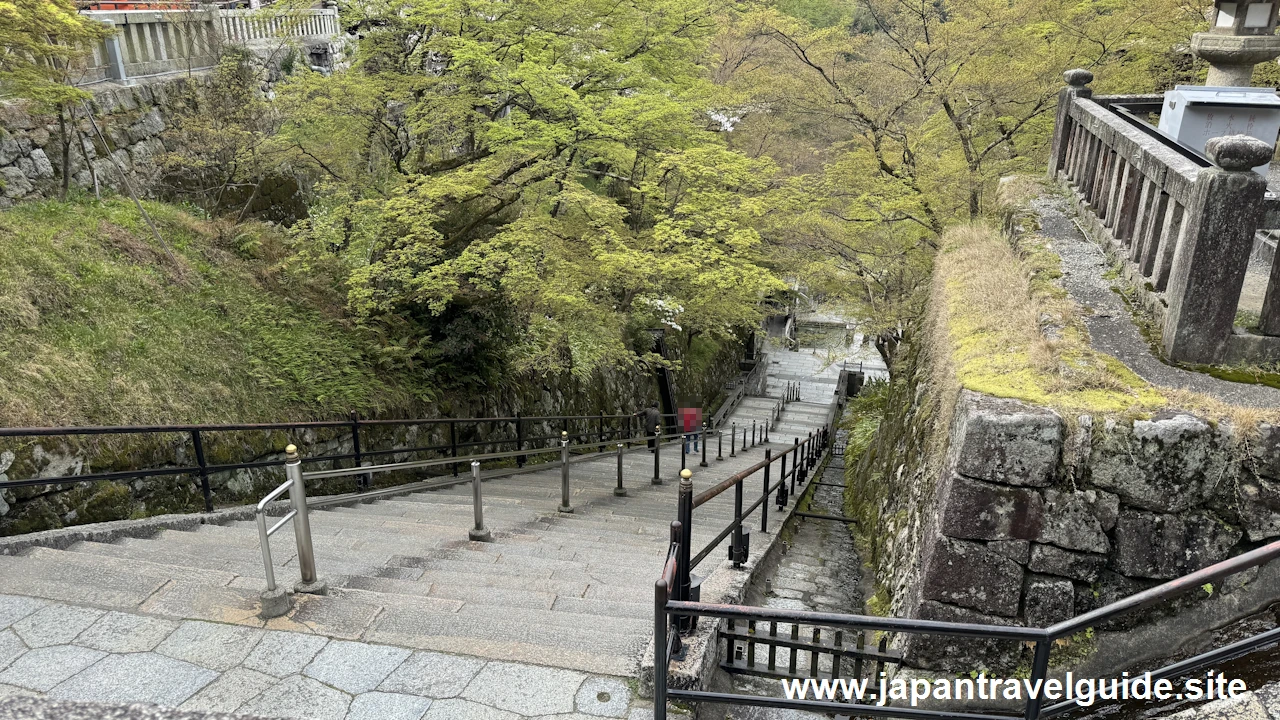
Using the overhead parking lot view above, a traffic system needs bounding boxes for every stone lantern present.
[1192,1,1280,86]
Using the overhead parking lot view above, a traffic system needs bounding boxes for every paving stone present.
[238,674,351,720]
[348,691,433,720]
[462,661,585,715]
[47,652,217,706]
[0,597,45,632]
[242,630,329,678]
[421,698,520,720]
[0,646,106,691]
[178,667,279,713]
[379,650,486,698]
[74,612,178,653]
[303,640,412,694]
[0,683,36,699]
[11,606,104,649]
[575,676,630,718]
[0,632,23,673]
[156,620,263,671]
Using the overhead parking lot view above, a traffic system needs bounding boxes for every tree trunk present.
[58,104,72,202]
[874,328,902,371]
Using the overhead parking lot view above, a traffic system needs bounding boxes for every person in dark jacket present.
[637,403,662,451]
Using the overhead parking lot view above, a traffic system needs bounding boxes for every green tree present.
[0,0,111,199]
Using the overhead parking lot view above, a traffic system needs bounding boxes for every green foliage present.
[0,197,431,427]
[0,0,110,108]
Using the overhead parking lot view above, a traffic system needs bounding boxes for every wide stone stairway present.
[0,345,861,719]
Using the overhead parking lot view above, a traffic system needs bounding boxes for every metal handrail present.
[254,444,322,618]
[653,497,1280,720]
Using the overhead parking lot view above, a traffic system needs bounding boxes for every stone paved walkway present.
[0,594,669,720]
[1034,194,1280,408]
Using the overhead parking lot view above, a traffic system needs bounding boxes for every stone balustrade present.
[76,5,340,86]
[1048,69,1280,365]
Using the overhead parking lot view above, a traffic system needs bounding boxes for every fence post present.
[350,411,370,490]
[285,445,326,594]
[469,460,491,541]
[677,468,694,633]
[776,451,788,508]
[654,573,670,720]
[450,420,458,477]
[559,431,573,513]
[730,423,737,458]
[653,424,662,485]
[700,423,709,467]
[1047,69,1093,180]
[191,429,213,512]
[598,412,605,452]
[751,420,757,448]
[615,443,626,496]
[762,448,771,532]
[1025,639,1053,720]
[516,414,525,467]
[680,428,687,472]
[1163,135,1272,364]
[716,428,724,461]
[730,471,746,568]
[792,439,799,494]
[764,419,770,444]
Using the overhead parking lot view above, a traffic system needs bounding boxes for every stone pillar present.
[99,21,129,85]
[1261,250,1280,335]
[1047,69,1093,180]
[1191,0,1280,87]
[1163,135,1273,363]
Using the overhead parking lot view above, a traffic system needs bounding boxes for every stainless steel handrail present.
[255,444,324,618]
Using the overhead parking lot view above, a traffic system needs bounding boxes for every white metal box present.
[1157,85,1280,175]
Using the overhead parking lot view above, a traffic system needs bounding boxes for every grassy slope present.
[0,198,425,427]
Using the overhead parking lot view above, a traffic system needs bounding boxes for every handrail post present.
[559,431,573,513]
[469,460,492,541]
[653,424,662,485]
[764,418,770,444]
[286,445,326,595]
[700,423,708,467]
[730,471,745,568]
[741,423,748,453]
[516,413,525,467]
[791,438,799,494]
[1025,638,1053,720]
[677,468,694,631]
[598,412,605,452]
[716,428,724,461]
[654,576,670,720]
[680,426,687,472]
[192,429,213,512]
[776,450,788,508]
[762,448,772,532]
[450,420,458,477]
[350,411,369,491]
[615,443,627,496]
[751,420,757,448]
[730,423,736,457]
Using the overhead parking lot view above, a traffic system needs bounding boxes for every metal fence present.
[653,458,1280,720]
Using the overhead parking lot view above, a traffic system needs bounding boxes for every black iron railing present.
[0,411,677,513]
[654,500,1280,720]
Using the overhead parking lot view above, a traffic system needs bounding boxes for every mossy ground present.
[0,196,432,428]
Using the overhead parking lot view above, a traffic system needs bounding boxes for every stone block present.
[0,646,105,691]
[1113,510,1240,580]
[73,611,177,653]
[238,674,351,720]
[1240,475,1280,541]
[903,601,1025,673]
[1254,424,1280,481]
[460,661,586,716]
[179,667,278,714]
[1028,543,1105,583]
[12,606,103,649]
[1022,576,1074,627]
[921,537,1023,617]
[378,650,486,698]
[0,137,21,167]
[14,157,34,180]
[0,104,36,131]
[1090,413,1229,512]
[951,392,1063,487]
[155,620,262,672]
[348,692,432,720]
[938,475,1044,541]
[46,651,216,707]
[0,167,33,199]
[575,676,631,718]
[421,699,519,720]
[242,630,328,678]
[987,539,1030,564]
[0,596,45,632]
[303,640,411,695]
[27,150,52,179]
[0,630,24,672]
[1037,489,1109,553]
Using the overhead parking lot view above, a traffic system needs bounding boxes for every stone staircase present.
[0,394,838,680]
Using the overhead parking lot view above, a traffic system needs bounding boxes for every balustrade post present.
[776,451,788,508]
[654,574,670,720]
[191,429,213,512]
[559,431,573,513]
[1025,639,1053,720]
[449,420,458,477]
[700,423,709,467]
[764,419,770,444]
[1048,69,1093,180]
[1164,135,1272,364]
[730,472,746,568]
[653,424,663,485]
[676,469,694,632]
[515,414,526,467]
[469,460,491,542]
[762,449,771,532]
[615,443,627,496]
[286,445,326,595]
[350,411,370,490]
[791,438,799,494]
[751,420,757,448]
[730,423,737,458]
